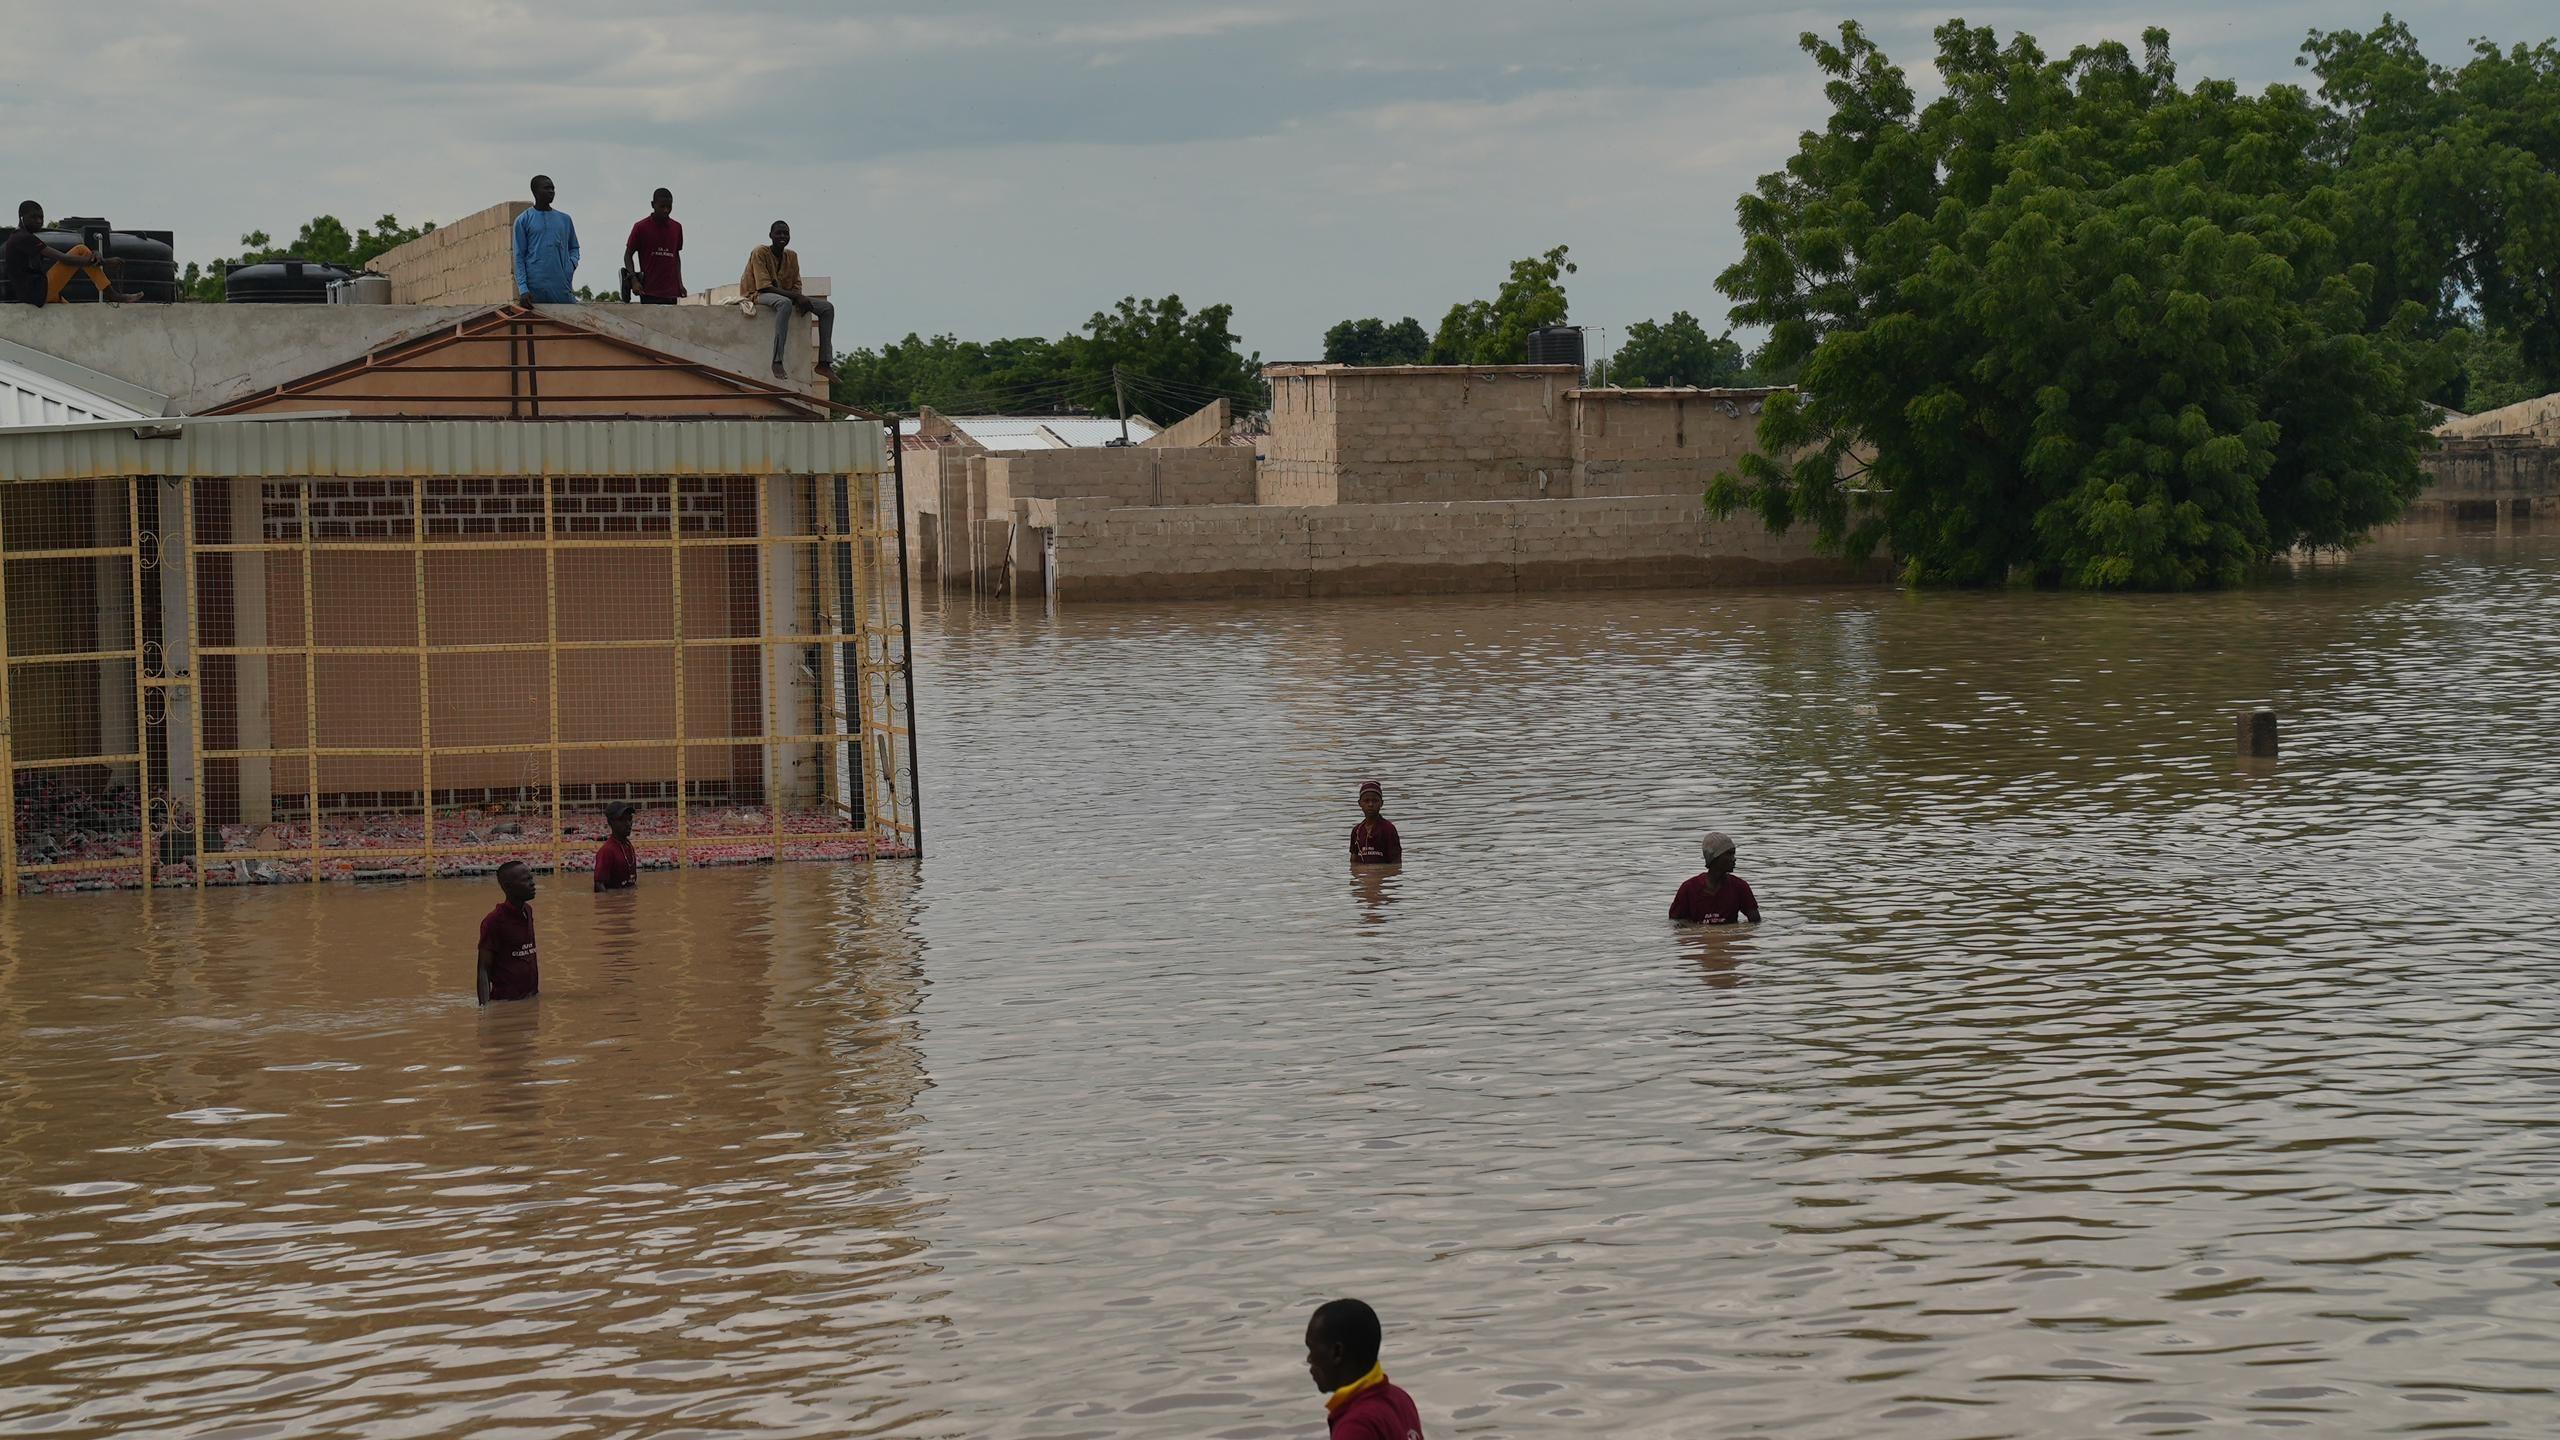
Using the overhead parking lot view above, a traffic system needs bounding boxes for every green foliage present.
[1322,316,1430,365]
[1714,20,2454,590]
[1428,246,1574,363]
[181,214,435,301]
[1606,311,1752,387]
[831,295,1263,419]
[2452,323,2545,414]
[2300,18,2560,397]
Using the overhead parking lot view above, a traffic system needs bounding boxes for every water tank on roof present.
[225,259,355,304]
[1526,324,1586,371]
[2,219,181,302]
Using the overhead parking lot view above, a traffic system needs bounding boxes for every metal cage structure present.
[0,419,918,895]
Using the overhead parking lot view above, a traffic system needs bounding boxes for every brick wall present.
[367,202,532,306]
[1569,389,1769,497]
[986,448,1255,512]
[1044,493,1879,600]
[1140,398,1230,448]
[1266,364,1581,504]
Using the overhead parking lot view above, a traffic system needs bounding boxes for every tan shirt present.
[740,245,802,297]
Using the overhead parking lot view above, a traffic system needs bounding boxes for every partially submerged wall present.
[1266,364,1581,505]
[1569,389,1768,497]
[1042,493,1877,600]
[2392,435,2560,532]
[987,447,1255,511]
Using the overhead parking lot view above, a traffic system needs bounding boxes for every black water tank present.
[1526,324,1586,370]
[1,220,182,302]
[225,259,355,304]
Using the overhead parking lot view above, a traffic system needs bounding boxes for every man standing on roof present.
[742,221,834,380]
[513,175,580,306]
[622,188,683,305]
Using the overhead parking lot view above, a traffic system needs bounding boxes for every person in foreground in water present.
[593,801,638,891]
[1350,781,1401,864]
[1307,1298,1424,1439]
[477,861,541,1004]
[1670,829,1759,924]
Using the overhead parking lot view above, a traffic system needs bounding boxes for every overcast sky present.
[10,2,2550,365]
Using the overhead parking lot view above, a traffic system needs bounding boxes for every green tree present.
[2301,19,2560,396]
[1064,294,1266,418]
[1607,311,1750,387]
[181,214,436,300]
[1322,316,1430,365]
[1714,21,2451,590]
[832,332,1074,416]
[2452,323,2545,414]
[1427,246,1574,364]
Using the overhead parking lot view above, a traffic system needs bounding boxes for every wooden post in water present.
[2237,708,2279,757]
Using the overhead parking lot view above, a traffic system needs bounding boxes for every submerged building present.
[0,301,916,896]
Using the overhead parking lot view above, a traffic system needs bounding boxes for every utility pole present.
[1112,364,1131,446]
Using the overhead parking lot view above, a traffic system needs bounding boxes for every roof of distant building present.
[938,415,1158,451]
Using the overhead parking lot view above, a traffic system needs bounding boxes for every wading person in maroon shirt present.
[477,861,541,1004]
[593,801,638,891]
[1350,781,1401,864]
[1669,830,1760,925]
[621,189,683,304]
[1307,1298,1425,1440]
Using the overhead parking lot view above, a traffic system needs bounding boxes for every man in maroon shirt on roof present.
[476,861,541,1004]
[1307,1298,1424,1440]
[593,801,638,891]
[1670,830,1760,925]
[621,189,683,304]
[1350,781,1401,864]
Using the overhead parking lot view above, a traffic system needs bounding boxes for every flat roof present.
[0,416,886,483]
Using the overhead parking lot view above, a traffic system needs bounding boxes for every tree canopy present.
[182,215,435,301]
[1714,21,2455,589]
[1322,316,1431,366]
[832,294,1264,421]
[1606,311,1752,388]
[1428,246,1574,364]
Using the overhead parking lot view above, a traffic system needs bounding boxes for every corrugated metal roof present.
[0,417,886,482]
[1,355,149,429]
[943,415,1157,451]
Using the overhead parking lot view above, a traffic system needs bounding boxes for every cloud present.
[8,0,2555,362]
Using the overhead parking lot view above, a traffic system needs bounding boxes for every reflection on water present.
[6,534,2560,1437]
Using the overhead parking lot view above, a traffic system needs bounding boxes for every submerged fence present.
[1,465,917,894]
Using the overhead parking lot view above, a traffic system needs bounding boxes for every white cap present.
[1701,830,1735,862]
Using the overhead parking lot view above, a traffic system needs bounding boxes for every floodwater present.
[4,534,2558,1439]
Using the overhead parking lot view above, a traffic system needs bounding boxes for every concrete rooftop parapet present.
[1567,385,1792,402]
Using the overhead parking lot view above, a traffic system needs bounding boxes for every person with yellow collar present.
[1305,1298,1424,1439]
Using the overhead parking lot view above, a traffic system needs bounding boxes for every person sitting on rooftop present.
[5,202,134,307]
[741,221,834,381]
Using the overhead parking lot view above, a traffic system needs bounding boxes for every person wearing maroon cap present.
[476,861,541,1004]
[1307,1298,1424,1439]
[593,801,639,891]
[1349,781,1401,864]
[1669,830,1760,924]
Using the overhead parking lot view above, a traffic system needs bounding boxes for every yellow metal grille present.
[0,468,915,895]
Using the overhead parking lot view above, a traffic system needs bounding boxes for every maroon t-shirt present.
[593,837,637,891]
[1351,817,1402,864]
[1330,1379,1425,1440]
[479,900,540,1000]
[1669,872,1756,924]
[624,215,684,298]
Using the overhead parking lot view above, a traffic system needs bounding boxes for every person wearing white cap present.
[1670,830,1759,924]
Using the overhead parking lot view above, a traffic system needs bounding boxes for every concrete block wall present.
[1569,389,1770,497]
[1044,492,1879,600]
[986,448,1255,513]
[1140,398,1230,448]
[2437,393,2560,442]
[367,202,531,306]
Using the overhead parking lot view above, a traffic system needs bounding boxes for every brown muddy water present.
[3,534,2556,1438]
